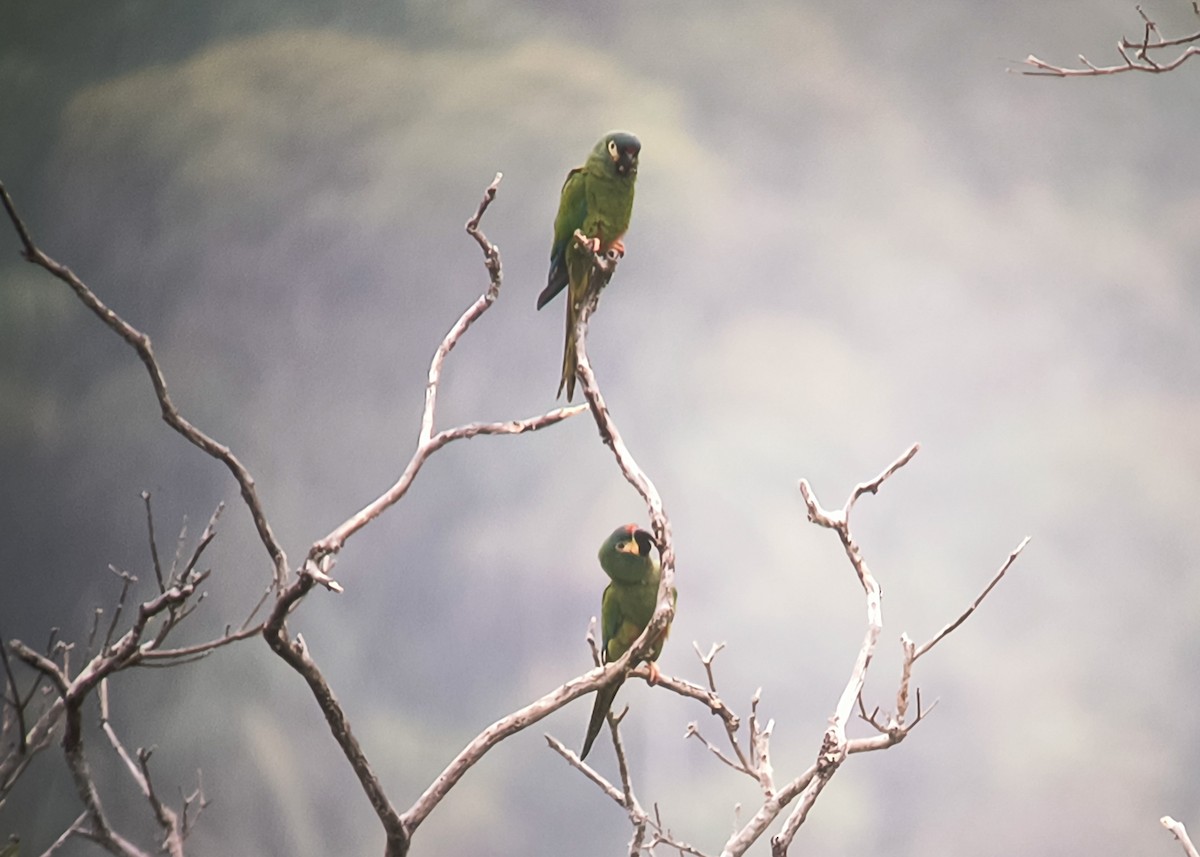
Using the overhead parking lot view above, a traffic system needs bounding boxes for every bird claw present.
[647,662,661,686]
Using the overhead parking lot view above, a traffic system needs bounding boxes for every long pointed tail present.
[580,677,623,760]
[557,298,579,401]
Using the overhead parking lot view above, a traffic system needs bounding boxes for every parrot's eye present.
[607,139,619,160]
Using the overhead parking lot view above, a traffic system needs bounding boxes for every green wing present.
[600,581,620,663]
[537,167,588,310]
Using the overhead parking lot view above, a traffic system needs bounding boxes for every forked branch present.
[1021,4,1200,76]
[307,174,585,569]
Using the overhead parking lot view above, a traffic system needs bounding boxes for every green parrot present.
[580,522,671,761]
[537,131,641,401]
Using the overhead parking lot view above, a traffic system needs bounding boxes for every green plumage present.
[580,523,671,761]
[537,131,640,401]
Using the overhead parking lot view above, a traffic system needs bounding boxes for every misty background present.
[3,1,1200,854]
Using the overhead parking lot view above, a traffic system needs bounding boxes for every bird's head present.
[600,131,640,178]
[598,522,659,583]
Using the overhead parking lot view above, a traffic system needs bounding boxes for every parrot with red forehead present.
[537,131,640,401]
[580,522,672,760]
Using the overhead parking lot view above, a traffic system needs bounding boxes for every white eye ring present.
[608,140,619,159]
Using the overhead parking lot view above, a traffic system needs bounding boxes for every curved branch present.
[720,446,1025,857]
[0,182,288,588]
[571,258,677,690]
[308,174,584,564]
[401,659,638,833]
[263,584,408,856]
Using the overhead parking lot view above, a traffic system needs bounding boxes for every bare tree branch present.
[721,446,1025,857]
[98,679,193,857]
[1,513,245,851]
[12,642,151,857]
[682,643,783,799]
[308,173,585,567]
[1163,816,1200,857]
[546,734,711,857]
[609,709,649,856]
[546,734,630,806]
[401,655,658,835]
[571,244,678,728]
[142,492,167,593]
[136,624,263,663]
[0,181,288,588]
[263,597,407,856]
[0,623,27,758]
[912,535,1030,661]
[37,812,87,857]
[257,176,597,857]
[0,695,63,804]
[1020,4,1200,76]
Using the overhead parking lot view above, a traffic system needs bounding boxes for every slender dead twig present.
[142,492,166,593]
[0,181,288,588]
[1020,5,1200,76]
[0,624,26,757]
[683,642,786,801]
[12,646,150,857]
[913,537,1028,660]
[308,174,585,569]
[98,679,191,857]
[716,447,1026,857]
[1163,816,1200,857]
[546,734,711,857]
[2,518,246,836]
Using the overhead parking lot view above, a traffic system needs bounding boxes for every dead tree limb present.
[1021,4,1200,76]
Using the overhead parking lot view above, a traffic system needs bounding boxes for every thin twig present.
[546,734,629,804]
[142,492,165,593]
[403,656,650,835]
[38,811,88,857]
[0,181,288,588]
[546,735,712,857]
[1019,8,1200,76]
[0,630,26,755]
[913,536,1030,660]
[1162,816,1200,857]
[138,623,264,662]
[180,504,223,581]
[102,567,137,654]
[308,174,584,566]
[725,445,1025,857]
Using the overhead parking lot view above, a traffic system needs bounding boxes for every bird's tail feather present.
[558,302,578,401]
[580,677,624,760]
